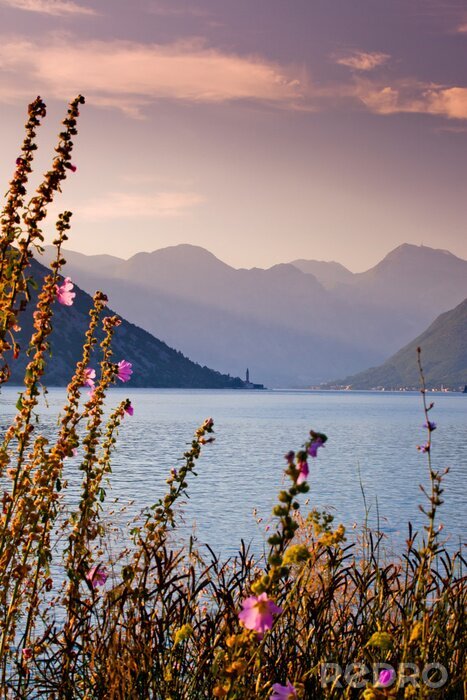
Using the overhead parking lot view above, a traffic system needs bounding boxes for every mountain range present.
[41,243,467,387]
[7,258,249,389]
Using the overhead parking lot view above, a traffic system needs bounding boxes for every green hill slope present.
[337,298,467,390]
[7,259,248,389]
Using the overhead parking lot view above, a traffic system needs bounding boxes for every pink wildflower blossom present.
[378,668,396,687]
[22,648,33,660]
[308,437,324,458]
[83,367,96,388]
[117,360,133,383]
[238,592,282,636]
[296,459,309,484]
[86,565,108,589]
[271,682,297,700]
[124,402,134,416]
[56,277,76,306]
[417,442,430,453]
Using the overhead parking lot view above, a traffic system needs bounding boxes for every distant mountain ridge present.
[289,258,354,289]
[41,243,467,387]
[344,244,467,314]
[293,244,467,310]
[334,298,467,390]
[8,258,249,389]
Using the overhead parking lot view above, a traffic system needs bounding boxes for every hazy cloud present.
[146,2,210,18]
[336,51,390,71]
[435,124,467,133]
[0,36,305,115]
[0,0,95,15]
[79,192,205,221]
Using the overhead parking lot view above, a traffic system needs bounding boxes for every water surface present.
[1,388,465,558]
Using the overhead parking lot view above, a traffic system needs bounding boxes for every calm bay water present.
[1,387,465,558]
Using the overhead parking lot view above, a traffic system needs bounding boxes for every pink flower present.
[238,592,282,636]
[124,402,134,416]
[83,367,96,388]
[417,442,430,453]
[271,682,297,700]
[22,648,33,660]
[56,277,76,306]
[308,437,324,458]
[296,459,309,484]
[67,163,77,172]
[378,668,396,687]
[117,360,132,383]
[85,565,108,589]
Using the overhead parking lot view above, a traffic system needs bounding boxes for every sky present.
[0,0,466,272]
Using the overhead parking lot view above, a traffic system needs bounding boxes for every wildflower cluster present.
[0,97,135,696]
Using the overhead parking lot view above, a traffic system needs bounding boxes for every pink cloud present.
[425,86,467,119]
[79,192,205,221]
[336,51,390,72]
[358,81,467,120]
[0,36,305,115]
[358,85,410,115]
[0,0,95,15]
